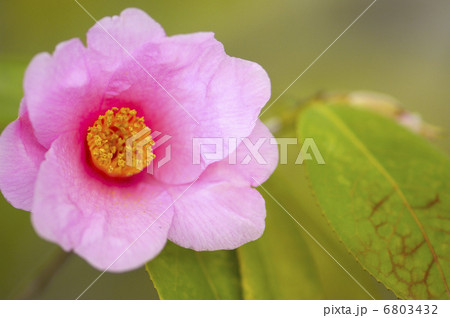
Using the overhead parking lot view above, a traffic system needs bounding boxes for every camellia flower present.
[0,8,278,272]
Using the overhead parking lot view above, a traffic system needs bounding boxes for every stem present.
[13,250,71,300]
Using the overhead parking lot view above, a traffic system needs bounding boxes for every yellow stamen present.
[86,107,155,178]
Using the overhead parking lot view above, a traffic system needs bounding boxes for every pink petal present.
[168,120,278,250]
[31,132,174,272]
[24,9,165,149]
[105,32,271,184]
[24,39,103,148]
[168,181,266,251]
[87,8,166,72]
[0,107,46,211]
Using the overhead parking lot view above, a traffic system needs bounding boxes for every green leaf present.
[146,242,242,299]
[238,123,389,300]
[299,103,450,299]
[237,101,393,299]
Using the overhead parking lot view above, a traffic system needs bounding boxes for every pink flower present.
[0,8,278,272]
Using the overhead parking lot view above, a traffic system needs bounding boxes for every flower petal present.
[24,39,103,148]
[105,32,271,184]
[168,181,266,251]
[87,8,166,72]
[0,108,46,211]
[168,121,277,250]
[31,132,174,272]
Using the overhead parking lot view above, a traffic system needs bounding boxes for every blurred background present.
[0,0,449,299]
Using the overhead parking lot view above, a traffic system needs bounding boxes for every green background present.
[0,0,449,299]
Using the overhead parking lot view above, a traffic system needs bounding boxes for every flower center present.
[86,107,155,178]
